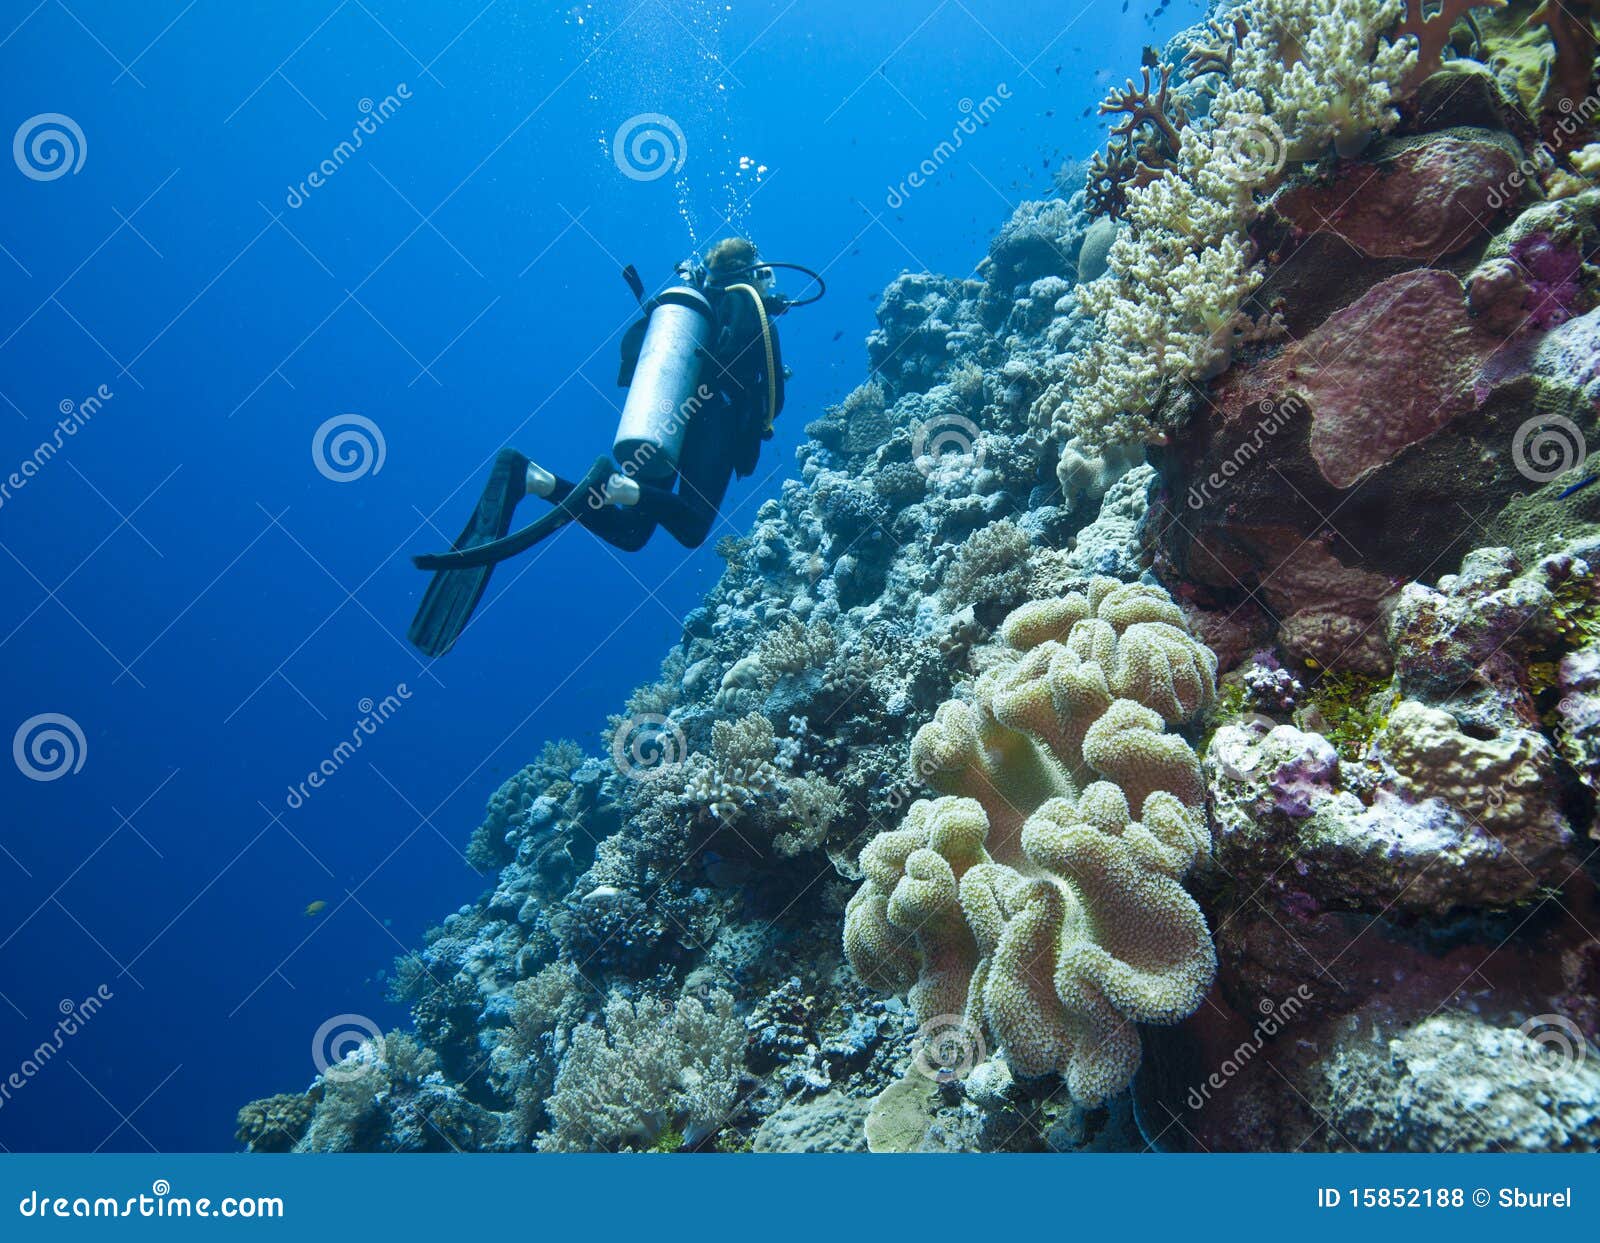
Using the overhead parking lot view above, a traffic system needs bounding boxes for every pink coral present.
[1272,132,1519,260]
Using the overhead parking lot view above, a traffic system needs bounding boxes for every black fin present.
[411,456,613,575]
[407,449,529,658]
[622,263,645,305]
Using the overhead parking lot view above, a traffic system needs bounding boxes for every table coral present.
[844,578,1218,1105]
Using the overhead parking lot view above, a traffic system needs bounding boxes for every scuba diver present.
[408,237,824,657]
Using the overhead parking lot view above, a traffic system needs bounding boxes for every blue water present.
[0,0,1195,1151]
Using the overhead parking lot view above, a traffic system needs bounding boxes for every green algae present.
[1303,670,1390,761]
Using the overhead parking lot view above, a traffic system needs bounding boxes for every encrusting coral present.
[844,578,1219,1104]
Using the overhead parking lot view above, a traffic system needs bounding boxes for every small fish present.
[1121,1,1128,11]
[303,900,327,917]
[1082,106,1093,117]
[1044,108,1054,117]
[1559,474,1599,499]
[1142,45,1160,67]
[1054,64,1063,74]
[831,330,843,341]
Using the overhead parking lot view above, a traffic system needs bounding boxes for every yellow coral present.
[844,578,1218,1105]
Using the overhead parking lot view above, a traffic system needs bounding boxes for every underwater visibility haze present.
[4,0,1600,1163]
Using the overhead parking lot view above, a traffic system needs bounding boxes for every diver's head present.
[702,236,765,289]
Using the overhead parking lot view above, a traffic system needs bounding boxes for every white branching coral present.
[1052,0,1417,455]
[540,988,744,1151]
[668,713,843,857]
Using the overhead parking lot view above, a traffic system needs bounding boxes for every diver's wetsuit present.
[549,280,785,552]
[408,267,794,658]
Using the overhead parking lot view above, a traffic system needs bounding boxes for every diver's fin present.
[621,263,645,305]
[408,449,530,658]
[411,456,614,574]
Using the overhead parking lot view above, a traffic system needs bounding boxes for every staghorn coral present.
[1395,0,1505,92]
[1088,64,1190,219]
[1183,15,1248,80]
[844,578,1218,1104]
[540,988,745,1151]
[1530,0,1598,109]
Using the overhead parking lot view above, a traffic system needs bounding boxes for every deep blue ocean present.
[0,0,1196,1151]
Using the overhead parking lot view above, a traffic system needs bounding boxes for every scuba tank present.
[612,286,714,480]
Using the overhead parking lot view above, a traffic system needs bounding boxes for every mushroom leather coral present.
[843,579,1219,1105]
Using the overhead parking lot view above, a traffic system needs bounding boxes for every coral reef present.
[239,0,1600,1155]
